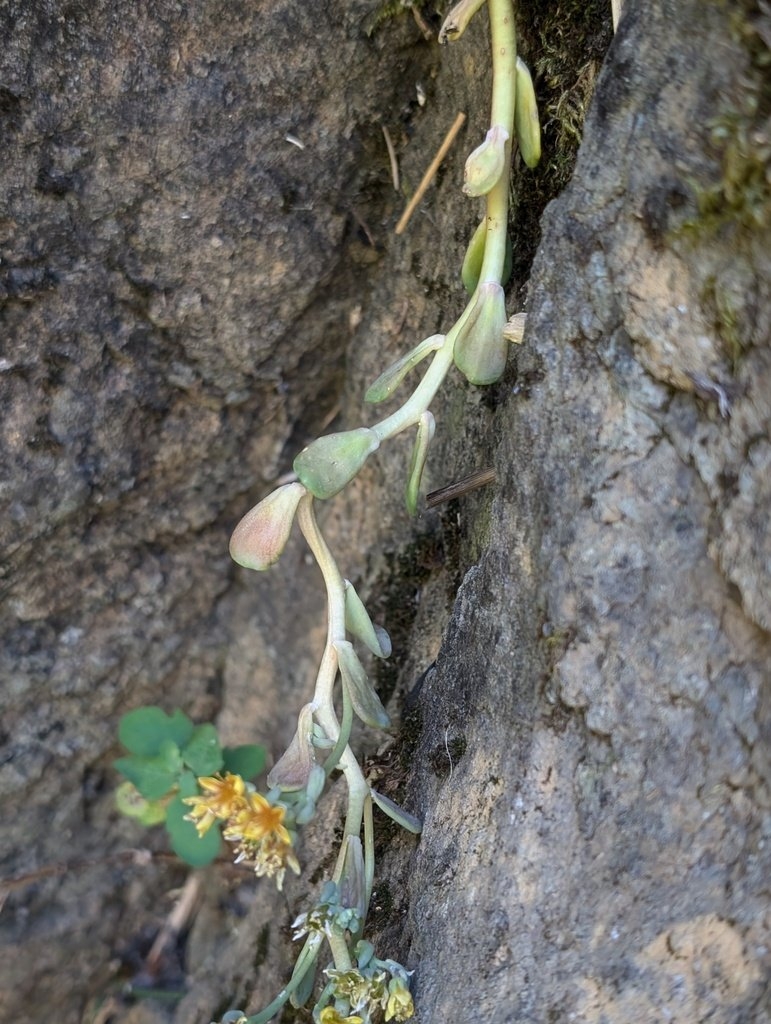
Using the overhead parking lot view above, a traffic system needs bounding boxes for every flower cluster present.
[183,772,300,889]
[323,949,415,1024]
[292,881,364,943]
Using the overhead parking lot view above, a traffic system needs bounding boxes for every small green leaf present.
[461,220,486,295]
[371,788,423,834]
[334,640,390,729]
[344,580,392,659]
[463,124,509,197]
[115,780,168,826]
[177,769,199,799]
[405,411,435,515]
[165,795,222,867]
[222,744,266,780]
[113,753,179,801]
[181,723,223,776]
[158,737,184,772]
[293,428,380,499]
[364,334,444,404]
[118,706,194,757]
[514,56,541,169]
[461,221,512,294]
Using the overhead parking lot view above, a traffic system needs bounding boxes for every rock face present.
[2,0,770,1023]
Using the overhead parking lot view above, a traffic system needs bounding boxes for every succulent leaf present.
[267,703,317,791]
[405,411,436,515]
[364,335,445,404]
[463,124,510,197]
[344,579,392,658]
[453,281,509,385]
[334,640,390,729]
[294,428,380,499]
[515,57,541,168]
[229,482,306,570]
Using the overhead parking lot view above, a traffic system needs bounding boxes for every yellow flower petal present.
[319,1008,363,1024]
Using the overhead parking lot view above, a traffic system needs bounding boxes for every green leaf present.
[453,280,509,385]
[364,334,444,404]
[114,780,168,826]
[405,411,435,516]
[113,753,180,801]
[177,769,199,799]
[181,723,223,776]
[344,580,392,659]
[293,428,380,499]
[165,795,222,867]
[461,221,512,294]
[222,744,266,780]
[118,706,194,757]
[334,640,390,729]
[371,788,423,834]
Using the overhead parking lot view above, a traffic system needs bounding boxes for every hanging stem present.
[479,0,516,285]
[296,494,370,870]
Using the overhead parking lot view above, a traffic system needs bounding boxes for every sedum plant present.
[116,2,541,1021]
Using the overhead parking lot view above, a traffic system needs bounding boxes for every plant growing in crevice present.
[117,2,542,1021]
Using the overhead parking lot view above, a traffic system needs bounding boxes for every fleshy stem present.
[369,4,516,443]
[479,0,517,285]
[369,292,480,445]
[371,337,455,443]
[295,495,369,883]
[245,934,323,1024]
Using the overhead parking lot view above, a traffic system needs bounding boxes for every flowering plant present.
[116,0,541,1019]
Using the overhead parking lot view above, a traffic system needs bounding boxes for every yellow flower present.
[385,977,414,1022]
[183,772,247,836]
[327,967,387,1010]
[251,832,301,891]
[319,1008,363,1024]
[222,791,290,846]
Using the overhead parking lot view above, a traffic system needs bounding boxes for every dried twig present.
[411,4,434,40]
[426,468,496,508]
[395,112,467,235]
[145,871,202,972]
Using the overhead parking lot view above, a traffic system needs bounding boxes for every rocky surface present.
[2,0,770,1022]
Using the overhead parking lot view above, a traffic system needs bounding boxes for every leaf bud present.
[293,427,380,499]
[463,124,510,197]
[267,703,316,791]
[453,281,509,385]
[344,579,392,658]
[334,640,390,729]
[229,482,306,571]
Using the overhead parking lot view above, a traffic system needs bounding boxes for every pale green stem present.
[296,495,370,875]
[439,0,488,42]
[290,933,323,984]
[363,791,375,906]
[327,927,354,973]
[371,338,455,443]
[369,283,483,444]
[478,0,517,285]
[323,676,353,777]
[245,935,321,1024]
